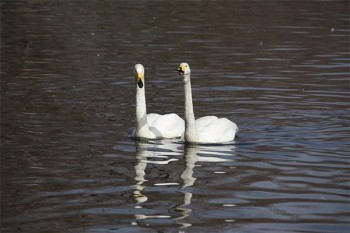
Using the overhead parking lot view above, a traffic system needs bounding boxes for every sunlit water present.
[1,1,349,232]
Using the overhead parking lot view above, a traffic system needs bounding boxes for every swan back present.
[148,113,185,138]
[196,117,238,143]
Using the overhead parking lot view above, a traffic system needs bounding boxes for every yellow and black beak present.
[177,65,185,76]
[136,72,144,88]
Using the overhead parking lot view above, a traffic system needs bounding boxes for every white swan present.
[132,64,185,139]
[177,62,238,144]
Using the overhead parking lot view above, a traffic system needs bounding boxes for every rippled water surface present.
[1,1,349,232]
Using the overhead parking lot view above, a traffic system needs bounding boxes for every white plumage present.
[132,64,185,139]
[177,62,238,144]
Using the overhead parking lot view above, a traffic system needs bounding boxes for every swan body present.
[132,64,185,139]
[177,62,238,144]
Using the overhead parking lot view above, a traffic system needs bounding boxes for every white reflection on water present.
[132,140,236,228]
[132,140,182,209]
[176,144,236,228]
[133,140,182,206]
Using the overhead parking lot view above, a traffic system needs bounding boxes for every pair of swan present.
[132,63,238,144]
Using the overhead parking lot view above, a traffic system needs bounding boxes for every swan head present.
[177,62,191,81]
[133,64,144,88]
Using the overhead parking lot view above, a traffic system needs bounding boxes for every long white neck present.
[184,74,198,142]
[135,85,151,138]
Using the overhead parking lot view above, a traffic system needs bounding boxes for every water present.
[1,1,349,232]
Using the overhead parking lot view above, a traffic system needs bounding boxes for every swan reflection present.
[133,140,182,207]
[133,143,148,206]
[132,141,236,228]
[175,143,236,229]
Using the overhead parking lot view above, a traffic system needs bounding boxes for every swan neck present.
[184,75,198,142]
[135,85,150,138]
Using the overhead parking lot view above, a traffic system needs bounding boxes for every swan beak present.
[177,66,185,76]
[136,73,144,88]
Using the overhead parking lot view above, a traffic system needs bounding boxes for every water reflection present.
[131,141,236,229]
[175,145,198,229]
[133,143,148,206]
[132,140,183,224]
[132,141,235,228]
[176,144,236,229]
[133,140,183,206]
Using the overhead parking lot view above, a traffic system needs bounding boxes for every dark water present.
[1,1,349,232]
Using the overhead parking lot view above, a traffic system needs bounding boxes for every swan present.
[177,62,238,144]
[132,64,185,139]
